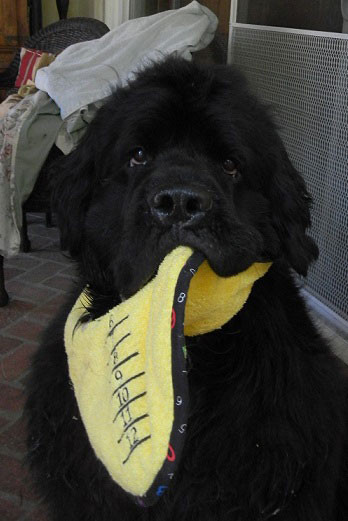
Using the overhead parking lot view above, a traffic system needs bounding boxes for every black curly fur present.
[25,58,348,521]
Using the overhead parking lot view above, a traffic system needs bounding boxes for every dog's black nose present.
[149,188,212,226]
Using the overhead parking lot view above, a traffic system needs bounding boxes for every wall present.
[42,0,104,27]
[42,0,136,30]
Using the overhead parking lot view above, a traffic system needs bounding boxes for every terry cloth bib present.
[65,247,271,507]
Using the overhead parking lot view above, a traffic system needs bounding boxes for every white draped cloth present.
[35,1,218,119]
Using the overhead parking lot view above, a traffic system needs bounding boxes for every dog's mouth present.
[118,226,261,300]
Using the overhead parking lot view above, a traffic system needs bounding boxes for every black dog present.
[26,58,348,520]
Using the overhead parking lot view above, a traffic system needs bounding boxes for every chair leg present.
[45,211,53,228]
[0,255,9,307]
[20,211,31,253]
[57,0,69,20]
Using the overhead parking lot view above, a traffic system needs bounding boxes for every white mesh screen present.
[229,24,348,321]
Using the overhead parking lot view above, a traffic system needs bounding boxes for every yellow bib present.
[65,246,271,506]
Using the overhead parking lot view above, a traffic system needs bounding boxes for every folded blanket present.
[35,1,218,119]
[65,246,271,506]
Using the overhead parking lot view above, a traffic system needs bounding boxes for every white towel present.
[35,1,218,119]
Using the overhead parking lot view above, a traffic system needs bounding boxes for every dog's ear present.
[267,145,319,275]
[51,128,99,257]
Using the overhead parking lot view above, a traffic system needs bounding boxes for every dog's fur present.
[25,58,348,520]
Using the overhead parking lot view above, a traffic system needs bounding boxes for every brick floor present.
[0,214,74,521]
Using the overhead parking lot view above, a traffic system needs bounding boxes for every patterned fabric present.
[15,48,56,88]
[0,91,62,258]
[0,94,23,120]
[15,48,44,87]
[0,91,101,258]
[0,96,31,257]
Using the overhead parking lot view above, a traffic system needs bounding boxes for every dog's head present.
[53,58,318,299]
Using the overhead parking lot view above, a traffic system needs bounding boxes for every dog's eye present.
[129,147,147,167]
[223,159,239,178]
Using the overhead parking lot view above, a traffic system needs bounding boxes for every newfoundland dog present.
[25,58,348,520]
